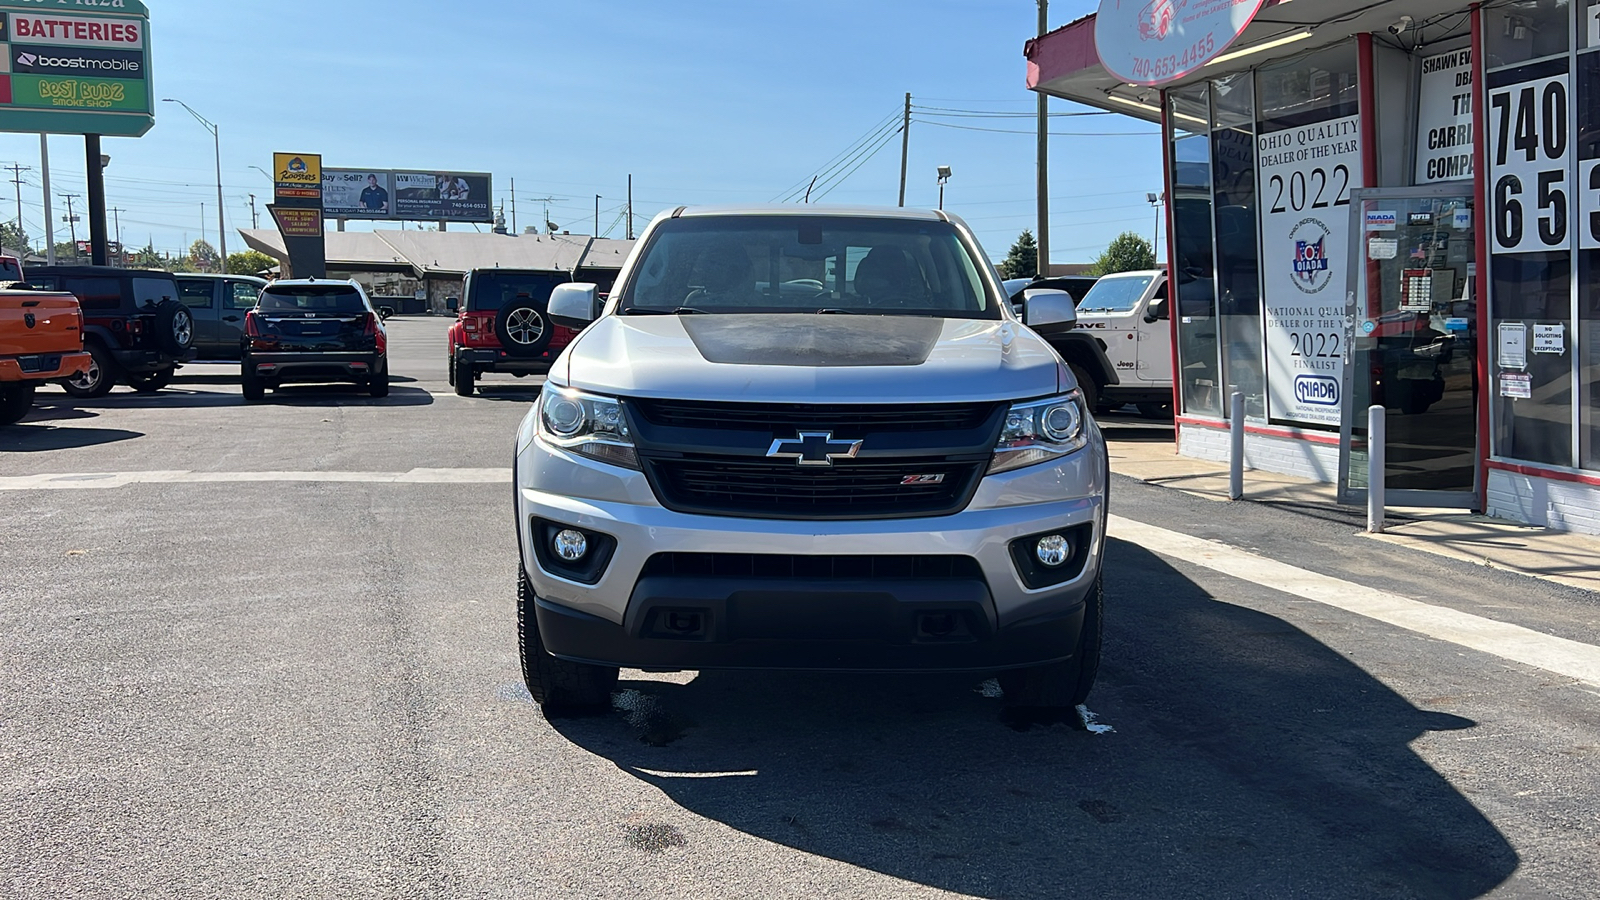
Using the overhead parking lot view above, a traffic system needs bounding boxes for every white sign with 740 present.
[1489,72,1569,255]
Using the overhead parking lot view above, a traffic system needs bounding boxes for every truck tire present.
[518,568,618,714]
[496,299,553,358]
[126,367,174,393]
[998,573,1103,709]
[1068,362,1100,414]
[368,358,390,397]
[240,355,266,402]
[454,354,475,397]
[447,346,456,387]
[0,382,36,425]
[62,342,118,398]
[155,300,195,356]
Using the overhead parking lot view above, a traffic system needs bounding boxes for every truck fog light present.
[1035,534,1070,567]
[553,529,588,562]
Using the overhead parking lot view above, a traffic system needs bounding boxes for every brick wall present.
[1179,423,1340,483]
[1487,470,1600,536]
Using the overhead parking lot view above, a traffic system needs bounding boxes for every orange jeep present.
[1,289,92,425]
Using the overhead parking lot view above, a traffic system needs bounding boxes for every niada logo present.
[1288,217,1333,294]
[1294,374,1340,406]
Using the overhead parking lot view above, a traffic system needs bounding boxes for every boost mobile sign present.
[1256,114,1362,427]
[1094,0,1267,86]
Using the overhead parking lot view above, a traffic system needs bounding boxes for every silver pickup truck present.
[512,205,1108,714]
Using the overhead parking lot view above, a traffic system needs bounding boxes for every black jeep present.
[23,266,195,396]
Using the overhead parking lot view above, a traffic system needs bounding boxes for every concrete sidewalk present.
[1105,424,1600,595]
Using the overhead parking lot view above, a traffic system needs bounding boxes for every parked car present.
[1070,270,1173,417]
[174,273,268,359]
[1002,275,1099,317]
[239,279,389,401]
[0,288,91,425]
[0,254,25,286]
[513,205,1106,715]
[21,266,195,396]
[447,268,580,397]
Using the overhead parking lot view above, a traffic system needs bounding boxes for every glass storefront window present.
[1169,84,1221,417]
[1211,74,1264,418]
[1492,252,1574,465]
[1485,0,1571,66]
[1256,44,1360,129]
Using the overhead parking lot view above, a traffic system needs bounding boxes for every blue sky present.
[0,0,1163,265]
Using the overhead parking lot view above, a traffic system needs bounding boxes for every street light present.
[248,165,272,183]
[163,98,226,271]
[936,165,952,210]
[1146,191,1164,258]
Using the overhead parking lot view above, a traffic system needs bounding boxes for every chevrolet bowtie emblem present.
[767,431,863,466]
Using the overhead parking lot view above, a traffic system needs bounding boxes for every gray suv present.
[513,206,1107,714]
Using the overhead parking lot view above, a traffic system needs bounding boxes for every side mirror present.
[1144,296,1168,323]
[549,282,599,329]
[1021,288,1076,335]
[446,297,459,312]
[377,306,394,320]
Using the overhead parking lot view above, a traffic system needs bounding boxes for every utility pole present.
[110,207,123,265]
[627,174,634,240]
[594,194,600,238]
[898,92,911,207]
[510,177,517,235]
[200,201,207,251]
[249,193,259,229]
[41,135,57,265]
[6,163,29,235]
[62,193,79,259]
[1036,0,1051,278]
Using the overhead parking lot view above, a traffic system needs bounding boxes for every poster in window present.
[1415,49,1475,184]
[1487,64,1570,255]
[1256,113,1362,426]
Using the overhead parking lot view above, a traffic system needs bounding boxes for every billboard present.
[323,169,393,219]
[273,153,322,201]
[0,0,154,137]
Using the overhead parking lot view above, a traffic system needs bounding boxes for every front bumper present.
[517,435,1106,672]
[247,351,382,383]
[1,350,91,382]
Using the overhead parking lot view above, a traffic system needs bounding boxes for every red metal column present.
[1358,33,1382,320]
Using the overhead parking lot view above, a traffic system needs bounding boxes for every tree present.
[53,240,80,262]
[1000,229,1039,279]
[0,222,28,254]
[189,239,220,272]
[1090,231,1157,276]
[227,250,277,276]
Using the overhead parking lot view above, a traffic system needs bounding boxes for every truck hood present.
[557,314,1064,403]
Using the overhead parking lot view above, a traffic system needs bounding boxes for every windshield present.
[0,259,20,281]
[467,272,568,311]
[1077,274,1153,313]
[259,284,368,315]
[619,215,997,318]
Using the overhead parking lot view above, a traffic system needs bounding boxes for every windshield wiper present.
[621,306,709,315]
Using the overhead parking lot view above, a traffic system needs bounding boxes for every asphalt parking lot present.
[4,316,1598,899]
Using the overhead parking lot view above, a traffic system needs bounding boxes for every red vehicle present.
[447,269,582,396]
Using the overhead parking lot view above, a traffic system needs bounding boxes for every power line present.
[771,108,902,203]
[811,127,904,202]
[913,118,1158,137]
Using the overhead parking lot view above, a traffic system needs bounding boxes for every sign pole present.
[86,135,109,266]
[40,135,56,266]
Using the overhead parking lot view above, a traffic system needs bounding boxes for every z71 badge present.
[901,474,946,485]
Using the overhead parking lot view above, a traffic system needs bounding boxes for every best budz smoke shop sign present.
[1095,0,1268,86]
[0,0,152,137]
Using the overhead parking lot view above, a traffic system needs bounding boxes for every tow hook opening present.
[644,607,712,641]
[915,610,976,643]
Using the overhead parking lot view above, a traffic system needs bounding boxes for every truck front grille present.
[644,455,985,520]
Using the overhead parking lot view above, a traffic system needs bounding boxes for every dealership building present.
[1028,0,1600,534]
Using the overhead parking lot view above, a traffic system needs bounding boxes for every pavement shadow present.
[0,422,143,451]
[260,384,435,407]
[469,385,543,403]
[546,539,1516,898]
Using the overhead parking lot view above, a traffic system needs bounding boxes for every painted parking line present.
[1109,514,1600,689]
[0,468,513,490]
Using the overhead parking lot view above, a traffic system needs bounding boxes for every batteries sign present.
[0,0,152,137]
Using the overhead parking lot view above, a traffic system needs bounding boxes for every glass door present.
[1339,186,1480,508]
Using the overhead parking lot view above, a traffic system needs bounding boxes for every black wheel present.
[1136,401,1172,420]
[518,568,618,714]
[0,382,36,425]
[999,573,1103,709]
[62,342,118,398]
[240,355,266,402]
[368,357,389,397]
[447,346,456,387]
[126,367,174,393]
[495,298,553,358]
[1068,363,1100,414]
[454,354,475,397]
[155,300,195,356]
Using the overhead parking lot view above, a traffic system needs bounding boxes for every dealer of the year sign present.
[1256,114,1362,427]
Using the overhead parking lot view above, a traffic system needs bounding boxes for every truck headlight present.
[989,392,1089,474]
[536,387,639,469]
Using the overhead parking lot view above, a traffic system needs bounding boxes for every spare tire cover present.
[495,298,552,358]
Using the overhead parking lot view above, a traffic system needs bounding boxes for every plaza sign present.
[0,0,153,137]
[1094,0,1266,86]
